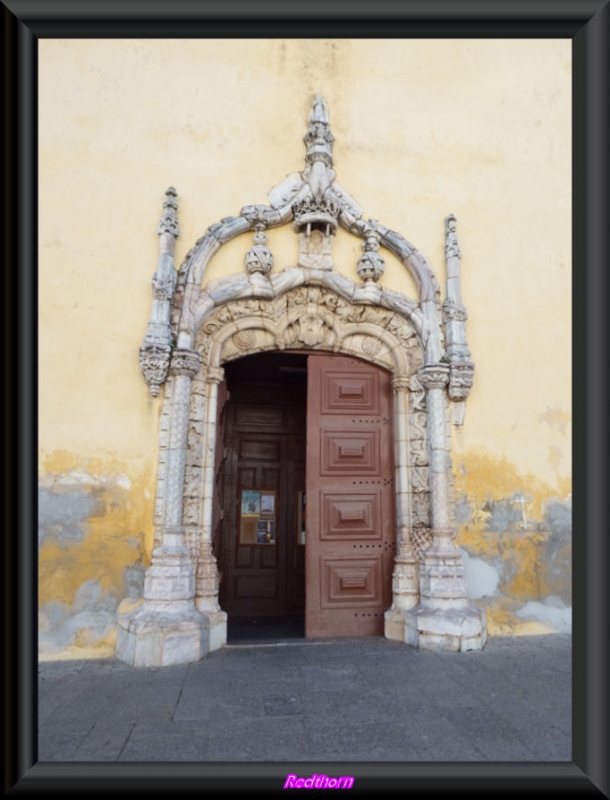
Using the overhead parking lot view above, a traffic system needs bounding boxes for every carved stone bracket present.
[139,343,172,397]
[448,360,475,401]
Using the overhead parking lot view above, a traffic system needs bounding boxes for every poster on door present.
[240,490,261,516]
[239,489,277,545]
[256,519,275,545]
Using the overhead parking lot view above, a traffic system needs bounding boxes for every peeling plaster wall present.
[39,39,570,657]
[38,459,154,659]
[455,455,571,635]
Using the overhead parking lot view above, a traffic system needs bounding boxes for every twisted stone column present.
[404,363,486,651]
[115,349,211,667]
[384,376,419,641]
[194,365,227,651]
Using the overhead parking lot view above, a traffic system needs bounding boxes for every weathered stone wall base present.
[203,609,228,652]
[115,599,210,667]
[403,530,487,650]
[116,520,211,667]
[404,605,487,652]
[384,609,407,641]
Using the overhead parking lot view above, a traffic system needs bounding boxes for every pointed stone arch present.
[117,96,485,667]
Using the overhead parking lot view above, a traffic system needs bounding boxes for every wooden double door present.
[216,352,395,637]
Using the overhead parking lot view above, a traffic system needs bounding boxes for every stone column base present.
[204,609,228,652]
[115,599,210,667]
[384,607,407,641]
[384,601,422,642]
[404,604,487,652]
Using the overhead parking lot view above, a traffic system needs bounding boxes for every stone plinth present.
[115,525,212,667]
[404,531,487,651]
[115,599,210,667]
[404,604,487,651]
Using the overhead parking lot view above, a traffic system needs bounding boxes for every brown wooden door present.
[218,354,306,618]
[305,354,395,637]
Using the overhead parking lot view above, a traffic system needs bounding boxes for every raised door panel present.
[219,395,306,619]
[306,355,395,637]
[221,424,285,616]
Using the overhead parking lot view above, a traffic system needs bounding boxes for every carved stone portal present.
[118,96,485,667]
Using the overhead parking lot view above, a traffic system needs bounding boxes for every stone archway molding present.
[116,96,485,667]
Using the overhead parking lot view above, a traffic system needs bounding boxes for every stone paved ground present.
[38,634,571,763]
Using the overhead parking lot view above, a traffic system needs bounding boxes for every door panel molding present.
[306,354,395,637]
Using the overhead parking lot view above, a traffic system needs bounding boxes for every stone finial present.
[158,187,179,237]
[357,222,385,283]
[303,94,335,168]
[245,223,274,275]
[445,213,461,260]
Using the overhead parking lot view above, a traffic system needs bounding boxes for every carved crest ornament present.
[118,97,486,668]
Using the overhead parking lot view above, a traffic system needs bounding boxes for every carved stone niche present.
[292,198,339,270]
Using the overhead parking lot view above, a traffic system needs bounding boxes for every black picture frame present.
[4,0,608,795]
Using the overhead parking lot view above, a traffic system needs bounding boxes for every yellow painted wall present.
[39,39,571,657]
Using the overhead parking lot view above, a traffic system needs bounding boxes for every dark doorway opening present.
[216,352,308,643]
[214,350,396,644]
[227,615,306,643]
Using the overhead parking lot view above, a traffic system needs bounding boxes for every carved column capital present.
[206,366,225,385]
[392,376,411,392]
[170,348,202,378]
[418,363,450,391]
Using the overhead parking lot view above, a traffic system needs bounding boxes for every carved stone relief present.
[119,96,485,668]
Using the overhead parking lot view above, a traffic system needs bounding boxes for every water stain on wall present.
[455,452,571,636]
[38,452,154,659]
[38,448,571,659]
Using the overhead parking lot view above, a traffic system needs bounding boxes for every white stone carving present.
[405,529,486,651]
[245,224,274,276]
[444,213,461,260]
[361,336,382,357]
[139,188,180,396]
[443,214,475,421]
[139,344,171,397]
[357,225,385,284]
[231,330,257,351]
[170,349,202,379]
[418,363,450,391]
[448,360,475,401]
[119,96,485,666]
[157,186,179,238]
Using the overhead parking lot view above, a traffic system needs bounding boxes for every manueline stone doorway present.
[116,96,487,667]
